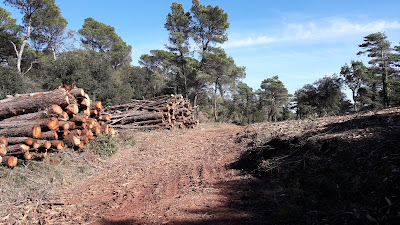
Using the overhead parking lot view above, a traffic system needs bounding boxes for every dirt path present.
[47,124,256,224]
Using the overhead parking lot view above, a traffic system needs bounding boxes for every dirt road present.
[49,124,257,224]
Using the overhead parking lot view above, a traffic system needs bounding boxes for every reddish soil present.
[43,124,254,224]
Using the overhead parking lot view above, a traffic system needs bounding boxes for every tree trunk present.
[40,130,58,140]
[382,69,388,108]
[0,117,59,130]
[5,137,34,146]
[213,82,218,122]
[13,17,32,74]
[6,144,30,155]
[352,89,357,112]
[120,113,163,124]
[0,105,65,123]
[0,125,41,138]
[0,88,69,120]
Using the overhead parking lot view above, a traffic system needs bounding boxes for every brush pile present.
[104,94,198,130]
[0,85,114,167]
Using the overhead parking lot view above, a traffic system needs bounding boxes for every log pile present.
[0,85,115,167]
[104,94,198,130]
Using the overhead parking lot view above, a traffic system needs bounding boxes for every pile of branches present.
[104,94,198,130]
[0,85,114,167]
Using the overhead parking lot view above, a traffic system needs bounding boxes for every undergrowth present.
[232,111,400,224]
[88,134,118,156]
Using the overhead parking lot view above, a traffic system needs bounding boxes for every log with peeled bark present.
[0,125,41,138]
[6,137,34,146]
[0,105,65,123]
[0,117,59,131]
[0,88,70,120]
[1,156,17,167]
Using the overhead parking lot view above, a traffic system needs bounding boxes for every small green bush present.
[88,134,118,156]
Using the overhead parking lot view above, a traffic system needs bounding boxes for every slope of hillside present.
[234,107,400,224]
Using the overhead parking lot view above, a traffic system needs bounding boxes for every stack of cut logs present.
[0,85,114,167]
[104,94,198,130]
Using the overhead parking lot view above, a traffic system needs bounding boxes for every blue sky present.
[2,0,400,97]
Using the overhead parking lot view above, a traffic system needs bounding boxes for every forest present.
[1,0,400,124]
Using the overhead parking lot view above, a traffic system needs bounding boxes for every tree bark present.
[0,117,59,131]
[0,125,41,138]
[120,113,163,124]
[0,88,69,120]
[40,130,58,140]
[6,144,30,155]
[5,137,34,146]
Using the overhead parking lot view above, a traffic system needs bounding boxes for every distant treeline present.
[1,0,399,124]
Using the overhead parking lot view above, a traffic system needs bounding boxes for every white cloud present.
[224,18,400,48]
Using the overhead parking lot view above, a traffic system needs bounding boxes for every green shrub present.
[88,134,118,156]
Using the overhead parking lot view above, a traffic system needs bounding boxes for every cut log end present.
[51,140,64,150]
[32,125,41,139]
[0,136,8,147]
[48,117,59,130]
[0,144,7,156]
[95,101,102,111]
[6,156,18,167]
[69,88,85,98]
[66,103,79,115]
[51,104,64,115]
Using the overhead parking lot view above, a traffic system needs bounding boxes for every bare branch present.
[9,40,18,56]
[22,60,39,76]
